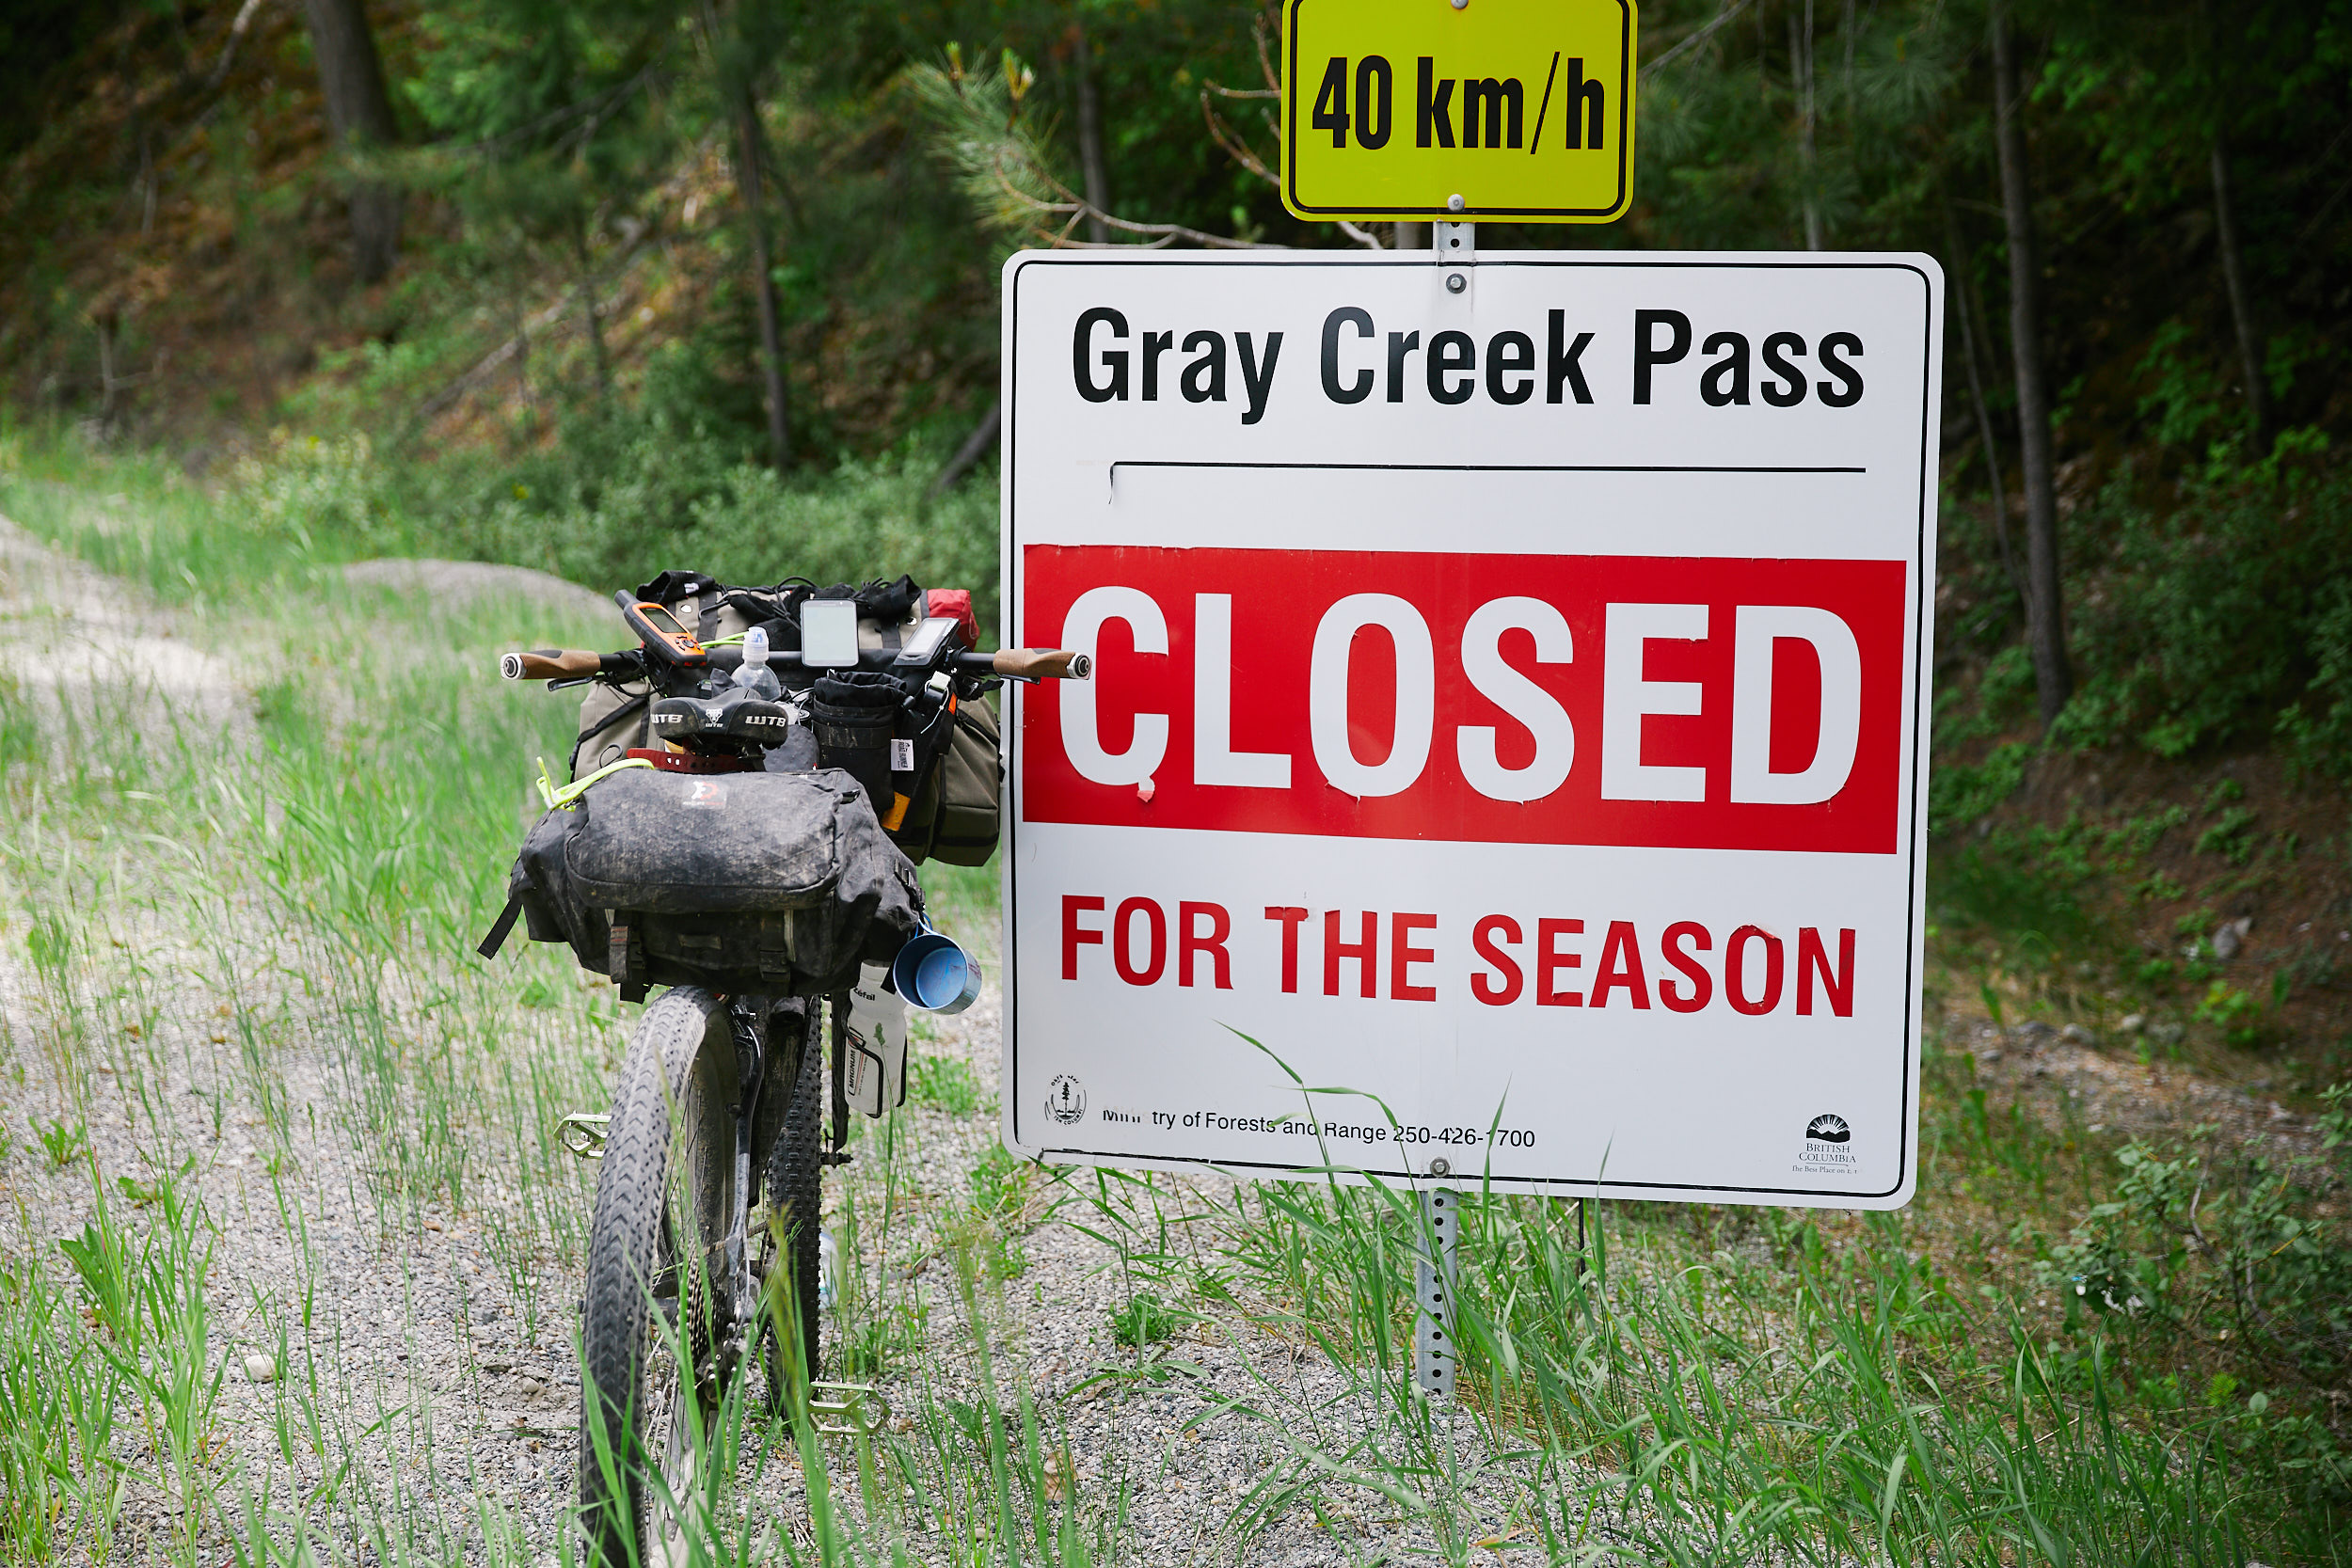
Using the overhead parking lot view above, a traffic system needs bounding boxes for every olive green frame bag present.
[927,696,1002,866]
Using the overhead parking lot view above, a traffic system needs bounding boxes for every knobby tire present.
[762,1006,826,1398]
[576,987,736,1568]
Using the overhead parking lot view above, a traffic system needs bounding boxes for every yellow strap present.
[536,754,655,811]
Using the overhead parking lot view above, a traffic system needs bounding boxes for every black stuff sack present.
[480,765,924,999]
[810,672,899,815]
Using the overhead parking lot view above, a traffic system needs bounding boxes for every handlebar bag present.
[484,766,925,998]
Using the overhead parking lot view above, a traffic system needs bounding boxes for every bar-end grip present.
[502,649,603,681]
[991,649,1091,680]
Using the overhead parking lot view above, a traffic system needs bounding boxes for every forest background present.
[6,0,2352,794]
[6,0,2352,808]
[4,0,2352,1556]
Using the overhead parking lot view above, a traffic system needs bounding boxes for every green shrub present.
[1929,739,2032,837]
[2060,447,2352,768]
[414,420,1000,631]
[2041,1139,2352,1386]
[230,431,405,558]
[2194,806,2258,863]
[2277,574,2352,778]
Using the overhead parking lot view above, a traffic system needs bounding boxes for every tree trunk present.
[698,0,790,467]
[1842,0,1856,119]
[733,99,792,468]
[300,0,401,284]
[2210,135,2274,450]
[930,401,1001,499]
[1790,3,1821,249]
[1944,199,2020,604]
[1073,23,1111,245]
[96,311,119,423]
[573,221,612,402]
[1990,2,2071,728]
[509,273,535,418]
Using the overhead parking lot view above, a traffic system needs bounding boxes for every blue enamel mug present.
[893,929,982,1014]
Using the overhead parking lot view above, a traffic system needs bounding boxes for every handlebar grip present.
[989,648,1092,680]
[502,649,603,681]
[501,649,632,681]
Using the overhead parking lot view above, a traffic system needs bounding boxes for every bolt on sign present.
[1282,0,1637,224]
[998,250,1944,1209]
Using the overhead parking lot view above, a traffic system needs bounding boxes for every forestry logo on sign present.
[1283,0,1637,223]
[1045,1074,1089,1127]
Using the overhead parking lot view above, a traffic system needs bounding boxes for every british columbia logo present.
[1795,1112,1858,1176]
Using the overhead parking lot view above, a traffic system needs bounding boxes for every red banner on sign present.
[1019,545,1910,854]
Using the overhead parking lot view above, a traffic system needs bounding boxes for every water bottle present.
[817,1228,838,1310]
[734,626,783,702]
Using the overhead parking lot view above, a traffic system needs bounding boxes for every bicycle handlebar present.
[498,646,1092,682]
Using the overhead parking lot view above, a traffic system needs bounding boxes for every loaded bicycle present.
[480,572,1086,1565]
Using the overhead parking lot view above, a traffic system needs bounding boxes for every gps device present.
[613,592,707,666]
[894,616,960,667]
[801,599,860,669]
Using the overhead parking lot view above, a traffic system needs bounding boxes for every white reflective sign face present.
[998,251,1942,1209]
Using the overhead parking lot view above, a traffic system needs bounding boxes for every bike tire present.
[576,987,737,1568]
[761,1004,826,1397]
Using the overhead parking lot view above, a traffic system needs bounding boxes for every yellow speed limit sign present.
[1282,0,1636,224]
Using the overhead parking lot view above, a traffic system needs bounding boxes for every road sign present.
[1282,0,1637,223]
[999,250,1943,1208]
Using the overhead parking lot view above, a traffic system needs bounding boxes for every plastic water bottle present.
[734,626,783,701]
[817,1228,837,1310]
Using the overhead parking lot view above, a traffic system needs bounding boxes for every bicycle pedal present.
[808,1381,888,1437]
[557,1112,611,1159]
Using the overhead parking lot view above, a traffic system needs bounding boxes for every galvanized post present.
[1415,1181,1460,1399]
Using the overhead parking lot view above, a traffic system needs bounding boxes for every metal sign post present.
[1415,1181,1460,1398]
[1416,218,1472,1405]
